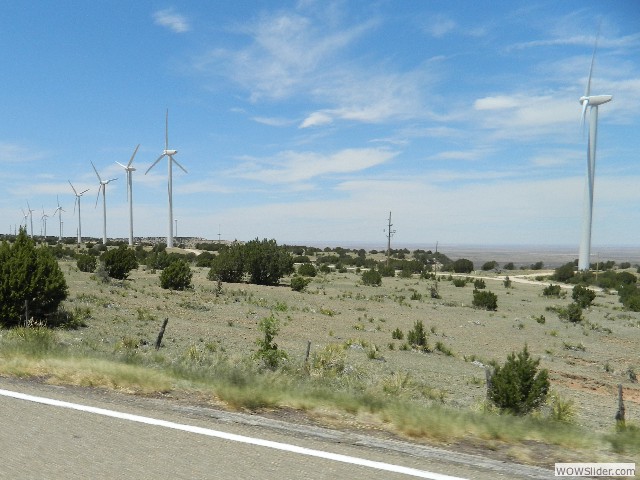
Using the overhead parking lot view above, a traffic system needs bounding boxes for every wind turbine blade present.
[116,161,127,169]
[95,185,102,208]
[80,188,90,195]
[165,109,169,150]
[91,161,103,182]
[73,198,77,215]
[585,25,601,98]
[128,144,140,167]
[69,180,78,195]
[145,154,166,174]
[171,156,188,174]
[107,178,118,183]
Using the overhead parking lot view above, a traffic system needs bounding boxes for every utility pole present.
[384,211,396,266]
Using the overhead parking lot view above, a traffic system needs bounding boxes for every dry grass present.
[2,256,640,464]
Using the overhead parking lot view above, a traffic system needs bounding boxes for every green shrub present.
[377,264,395,277]
[160,260,193,290]
[208,243,245,283]
[556,302,583,323]
[572,285,596,308]
[407,320,428,350]
[472,290,497,311]
[361,269,382,286]
[290,276,311,292]
[552,262,575,283]
[244,238,294,286]
[452,258,474,273]
[503,262,515,270]
[76,254,97,273]
[482,261,497,271]
[452,278,467,287]
[488,345,549,415]
[391,328,404,340]
[254,314,287,369]
[297,263,317,277]
[101,245,138,280]
[542,284,562,298]
[474,279,486,289]
[0,228,68,327]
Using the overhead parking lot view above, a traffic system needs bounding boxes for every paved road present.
[0,378,555,480]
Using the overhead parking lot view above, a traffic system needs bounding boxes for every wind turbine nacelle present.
[164,149,178,155]
[580,94,613,107]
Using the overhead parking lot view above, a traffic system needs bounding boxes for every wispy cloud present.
[232,148,398,184]
[422,14,457,38]
[0,143,46,163]
[195,6,439,126]
[153,8,190,33]
[252,116,296,127]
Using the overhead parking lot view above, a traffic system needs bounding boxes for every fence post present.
[615,383,625,427]
[155,318,169,350]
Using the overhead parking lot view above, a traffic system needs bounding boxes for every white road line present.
[0,388,467,480]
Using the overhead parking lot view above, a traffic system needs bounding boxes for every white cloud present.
[474,95,524,110]
[0,143,46,163]
[153,8,190,33]
[252,116,296,127]
[233,148,398,184]
[299,111,333,128]
[423,14,457,38]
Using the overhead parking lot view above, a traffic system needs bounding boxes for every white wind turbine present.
[20,208,28,230]
[69,181,89,245]
[41,207,49,239]
[577,34,612,271]
[91,161,117,245]
[26,201,35,238]
[53,196,65,241]
[116,144,140,246]
[145,110,187,248]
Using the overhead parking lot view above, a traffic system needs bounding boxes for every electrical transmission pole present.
[384,211,396,266]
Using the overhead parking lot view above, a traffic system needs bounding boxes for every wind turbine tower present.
[41,207,49,240]
[26,201,35,238]
[145,110,187,248]
[91,161,117,245]
[69,181,89,245]
[53,196,65,242]
[116,144,140,246]
[578,34,612,271]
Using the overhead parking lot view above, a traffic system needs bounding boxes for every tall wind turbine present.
[116,144,140,246]
[53,195,65,242]
[26,201,35,238]
[41,207,49,239]
[69,181,89,245]
[145,110,187,248]
[577,34,612,271]
[20,208,28,230]
[91,161,117,245]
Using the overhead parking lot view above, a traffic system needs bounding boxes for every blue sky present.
[1,1,639,249]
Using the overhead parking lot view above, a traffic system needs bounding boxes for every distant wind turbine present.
[116,144,140,246]
[20,208,28,230]
[69,181,89,245]
[53,195,65,241]
[41,207,49,239]
[91,161,117,245]
[145,110,187,248]
[577,32,612,271]
[26,201,35,238]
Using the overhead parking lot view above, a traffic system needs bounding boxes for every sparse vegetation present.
[0,228,68,327]
[472,289,497,311]
[488,346,549,416]
[160,259,193,290]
